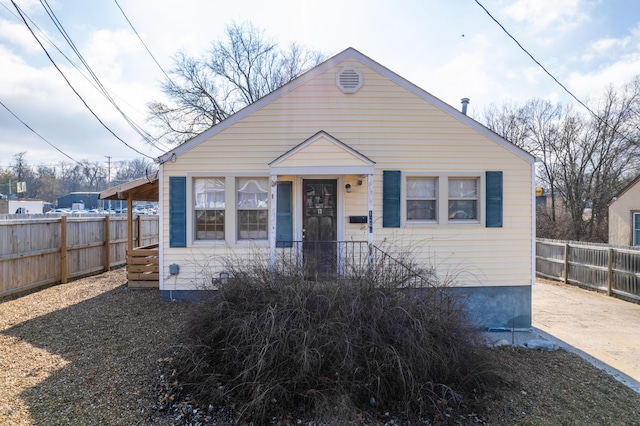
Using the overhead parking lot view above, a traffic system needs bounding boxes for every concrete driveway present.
[533,279,640,391]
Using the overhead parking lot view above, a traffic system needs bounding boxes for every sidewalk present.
[532,279,640,392]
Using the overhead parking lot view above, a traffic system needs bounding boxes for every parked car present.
[45,209,70,215]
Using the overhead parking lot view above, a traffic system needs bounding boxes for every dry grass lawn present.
[1,269,639,425]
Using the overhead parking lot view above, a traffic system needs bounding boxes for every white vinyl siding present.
[161,58,533,291]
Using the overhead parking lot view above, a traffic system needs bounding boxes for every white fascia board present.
[270,166,375,176]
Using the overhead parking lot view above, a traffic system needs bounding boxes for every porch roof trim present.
[269,166,375,176]
[99,177,159,202]
[269,130,376,169]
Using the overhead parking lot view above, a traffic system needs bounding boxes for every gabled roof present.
[270,131,375,168]
[158,47,535,165]
[609,172,640,206]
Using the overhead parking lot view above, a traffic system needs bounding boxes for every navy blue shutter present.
[169,176,187,247]
[276,181,293,247]
[485,171,503,228]
[383,170,401,228]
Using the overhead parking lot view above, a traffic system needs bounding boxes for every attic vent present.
[336,67,363,93]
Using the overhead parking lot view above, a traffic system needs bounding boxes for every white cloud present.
[502,0,590,32]
[568,52,640,101]
[0,19,43,54]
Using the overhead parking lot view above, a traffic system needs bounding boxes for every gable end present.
[336,67,363,93]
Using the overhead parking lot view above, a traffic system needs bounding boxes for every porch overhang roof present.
[99,177,158,202]
[269,131,375,175]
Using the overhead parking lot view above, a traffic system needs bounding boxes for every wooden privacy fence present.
[536,238,640,302]
[0,214,159,298]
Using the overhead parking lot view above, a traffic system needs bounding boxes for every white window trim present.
[236,177,270,243]
[402,172,484,226]
[185,172,271,247]
[447,175,481,224]
[405,176,438,224]
[193,177,226,243]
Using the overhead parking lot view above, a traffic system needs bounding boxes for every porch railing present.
[275,241,434,287]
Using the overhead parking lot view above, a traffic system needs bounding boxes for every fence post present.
[60,215,68,284]
[607,247,613,296]
[104,215,110,272]
[563,243,569,283]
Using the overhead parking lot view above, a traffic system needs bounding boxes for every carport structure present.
[100,177,159,288]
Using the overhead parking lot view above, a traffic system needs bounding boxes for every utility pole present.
[106,156,111,211]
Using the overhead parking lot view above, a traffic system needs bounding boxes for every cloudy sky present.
[1,0,639,168]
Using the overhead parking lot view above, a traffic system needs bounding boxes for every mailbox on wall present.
[349,216,368,224]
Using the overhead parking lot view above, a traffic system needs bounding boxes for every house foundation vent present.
[336,67,363,93]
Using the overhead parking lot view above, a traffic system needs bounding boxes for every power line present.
[11,0,155,160]
[5,0,169,154]
[473,0,597,116]
[37,0,170,152]
[2,0,164,149]
[473,0,640,145]
[0,99,83,165]
[113,0,172,82]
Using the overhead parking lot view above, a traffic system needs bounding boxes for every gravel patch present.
[0,268,188,426]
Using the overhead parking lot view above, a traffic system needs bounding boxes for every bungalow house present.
[155,48,536,330]
[609,173,640,246]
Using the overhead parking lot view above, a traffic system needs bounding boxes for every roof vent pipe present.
[461,98,470,115]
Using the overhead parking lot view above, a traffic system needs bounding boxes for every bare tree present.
[59,161,86,193]
[9,153,36,198]
[113,158,152,184]
[147,21,326,145]
[31,165,62,202]
[577,79,640,241]
[0,167,17,196]
[483,77,640,242]
[483,100,568,232]
[81,161,107,191]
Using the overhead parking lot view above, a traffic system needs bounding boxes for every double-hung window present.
[237,178,269,240]
[448,178,478,220]
[634,212,640,246]
[406,177,437,221]
[194,178,225,240]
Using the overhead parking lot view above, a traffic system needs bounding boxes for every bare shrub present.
[172,251,496,423]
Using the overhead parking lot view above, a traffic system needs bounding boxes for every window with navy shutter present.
[383,170,401,227]
[485,171,503,228]
[169,176,187,247]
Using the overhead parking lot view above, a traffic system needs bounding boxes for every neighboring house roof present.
[157,47,535,165]
[609,172,640,206]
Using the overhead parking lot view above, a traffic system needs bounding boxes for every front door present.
[303,179,337,276]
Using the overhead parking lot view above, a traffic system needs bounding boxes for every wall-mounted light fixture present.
[345,183,352,193]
